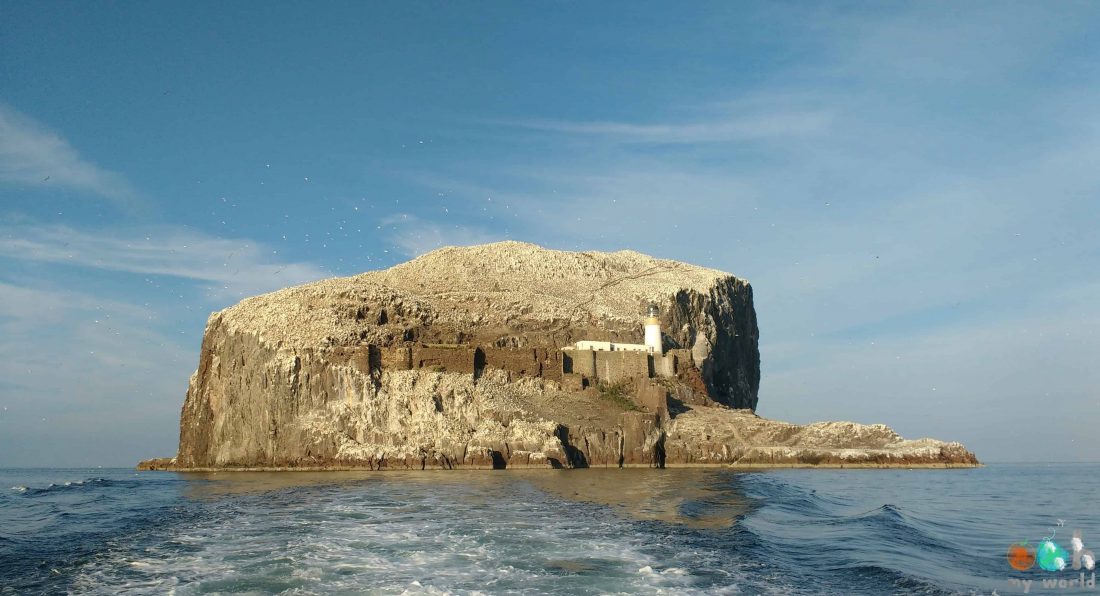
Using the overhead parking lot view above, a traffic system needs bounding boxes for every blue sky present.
[1,2,1098,466]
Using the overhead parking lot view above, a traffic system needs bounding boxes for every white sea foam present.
[65,475,759,595]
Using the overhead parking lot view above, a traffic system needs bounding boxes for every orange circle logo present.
[1008,542,1036,571]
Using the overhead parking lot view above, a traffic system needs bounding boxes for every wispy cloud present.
[495,108,833,144]
[412,47,1100,461]
[0,223,334,464]
[761,281,1100,462]
[0,103,138,203]
[0,281,192,466]
[0,280,153,331]
[380,213,499,256]
[0,224,327,300]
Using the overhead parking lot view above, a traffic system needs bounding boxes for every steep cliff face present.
[175,317,667,469]
[160,242,977,470]
[666,284,760,411]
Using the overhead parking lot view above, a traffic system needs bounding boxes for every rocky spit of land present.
[141,242,977,471]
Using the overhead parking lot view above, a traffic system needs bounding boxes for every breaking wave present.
[11,477,122,497]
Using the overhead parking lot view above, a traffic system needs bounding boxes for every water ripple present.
[1,465,1098,594]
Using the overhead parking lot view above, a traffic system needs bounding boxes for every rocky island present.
[140,242,978,471]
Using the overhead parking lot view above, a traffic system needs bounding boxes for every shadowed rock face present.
[160,242,977,470]
[666,284,760,411]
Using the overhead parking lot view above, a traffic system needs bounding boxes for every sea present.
[1,464,1097,595]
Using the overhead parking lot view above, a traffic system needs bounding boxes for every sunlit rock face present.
[162,242,977,470]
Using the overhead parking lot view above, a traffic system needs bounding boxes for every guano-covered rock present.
[149,242,977,471]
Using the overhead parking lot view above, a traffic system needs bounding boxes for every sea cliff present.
[143,242,977,470]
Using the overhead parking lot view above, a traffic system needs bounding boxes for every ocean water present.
[1,464,1097,595]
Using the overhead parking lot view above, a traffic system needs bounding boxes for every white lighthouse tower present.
[644,303,663,354]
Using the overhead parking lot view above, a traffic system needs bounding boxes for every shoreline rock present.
[144,242,978,471]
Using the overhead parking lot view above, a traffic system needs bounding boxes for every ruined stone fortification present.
[148,242,978,471]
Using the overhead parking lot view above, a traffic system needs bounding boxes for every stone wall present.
[479,347,539,380]
[563,348,687,381]
[328,342,687,417]
[593,350,652,384]
[653,353,676,377]
[329,343,565,383]
[561,348,596,377]
[412,345,477,373]
[379,345,412,370]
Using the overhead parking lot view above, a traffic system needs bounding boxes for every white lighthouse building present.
[644,303,663,354]
[569,304,664,354]
[561,303,677,383]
